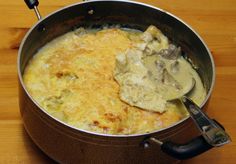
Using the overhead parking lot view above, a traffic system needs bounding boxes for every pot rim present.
[18,0,215,138]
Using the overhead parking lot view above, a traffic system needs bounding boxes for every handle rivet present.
[88,9,94,15]
[143,142,150,149]
[37,24,46,32]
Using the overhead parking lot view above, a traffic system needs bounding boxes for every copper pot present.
[18,0,229,163]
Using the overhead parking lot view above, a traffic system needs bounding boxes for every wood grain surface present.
[0,0,235,163]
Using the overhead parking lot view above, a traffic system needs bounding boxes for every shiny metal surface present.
[18,0,215,163]
[182,96,231,147]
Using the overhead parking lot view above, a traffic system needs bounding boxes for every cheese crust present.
[23,27,188,135]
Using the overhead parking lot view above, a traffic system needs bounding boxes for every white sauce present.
[114,25,206,113]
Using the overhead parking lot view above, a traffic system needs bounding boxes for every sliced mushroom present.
[170,61,180,74]
[155,60,166,73]
[159,44,181,60]
[149,60,166,83]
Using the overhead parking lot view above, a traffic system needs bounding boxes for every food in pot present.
[23,25,206,135]
[114,26,206,113]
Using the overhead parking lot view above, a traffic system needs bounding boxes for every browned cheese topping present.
[23,26,206,135]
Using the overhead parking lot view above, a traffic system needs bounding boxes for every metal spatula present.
[168,78,231,147]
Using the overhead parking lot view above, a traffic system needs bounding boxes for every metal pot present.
[18,0,230,163]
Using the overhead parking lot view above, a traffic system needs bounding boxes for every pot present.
[18,0,230,163]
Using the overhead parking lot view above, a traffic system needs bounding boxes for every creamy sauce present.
[114,25,206,113]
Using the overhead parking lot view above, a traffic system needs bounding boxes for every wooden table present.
[0,0,235,163]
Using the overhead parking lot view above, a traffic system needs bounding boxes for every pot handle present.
[146,119,230,160]
[24,0,39,9]
[153,135,213,160]
[24,0,41,20]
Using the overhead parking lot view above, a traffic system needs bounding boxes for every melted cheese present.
[23,27,197,135]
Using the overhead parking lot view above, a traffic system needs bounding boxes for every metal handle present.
[24,0,41,20]
[147,118,230,160]
[144,96,231,160]
[181,96,231,147]
[156,136,213,160]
